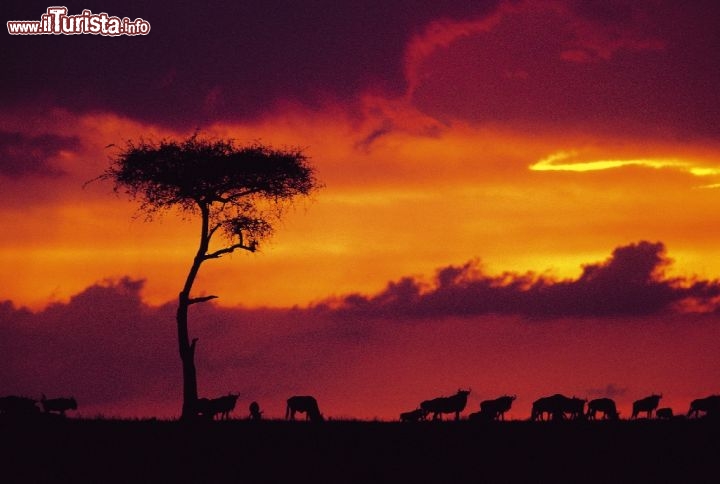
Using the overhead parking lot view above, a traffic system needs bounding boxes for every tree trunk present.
[178,293,199,420]
[178,202,210,421]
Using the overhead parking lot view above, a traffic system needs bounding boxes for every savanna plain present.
[2,417,718,484]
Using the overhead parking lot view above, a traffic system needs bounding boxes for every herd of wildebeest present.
[1,390,720,423]
[399,390,720,422]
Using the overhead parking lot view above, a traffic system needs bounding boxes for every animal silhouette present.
[631,394,662,419]
[656,408,673,420]
[400,408,427,422]
[586,398,619,420]
[479,395,516,421]
[531,394,585,421]
[286,396,324,422]
[196,394,238,420]
[249,401,263,421]
[531,395,562,421]
[420,389,471,421]
[566,397,587,420]
[687,395,720,418]
[40,394,77,416]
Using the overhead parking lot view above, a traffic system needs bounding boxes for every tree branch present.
[208,222,222,239]
[204,241,257,259]
[216,188,263,203]
[188,295,219,305]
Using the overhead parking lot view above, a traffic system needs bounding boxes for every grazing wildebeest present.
[531,395,559,421]
[631,394,662,419]
[531,394,585,421]
[196,394,238,420]
[687,395,720,418]
[400,408,427,422]
[40,394,78,416]
[567,397,587,420]
[249,401,263,421]
[479,395,516,421]
[656,408,673,420]
[0,396,39,417]
[587,398,619,420]
[420,389,471,421]
[286,396,324,422]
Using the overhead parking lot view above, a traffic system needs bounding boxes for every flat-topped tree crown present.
[103,134,317,249]
[98,133,320,420]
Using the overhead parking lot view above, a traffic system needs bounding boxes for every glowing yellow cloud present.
[530,150,694,173]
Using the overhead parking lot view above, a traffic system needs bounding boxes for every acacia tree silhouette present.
[99,133,319,420]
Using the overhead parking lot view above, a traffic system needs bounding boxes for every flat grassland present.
[2,418,718,483]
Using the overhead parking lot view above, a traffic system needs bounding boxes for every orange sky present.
[2,104,720,310]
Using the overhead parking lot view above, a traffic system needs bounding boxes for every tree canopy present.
[101,134,319,250]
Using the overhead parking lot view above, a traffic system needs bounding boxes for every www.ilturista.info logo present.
[7,7,150,36]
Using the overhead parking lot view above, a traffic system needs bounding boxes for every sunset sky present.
[2,0,720,420]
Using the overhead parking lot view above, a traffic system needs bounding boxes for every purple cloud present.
[410,2,720,139]
[0,278,175,408]
[0,277,364,415]
[0,131,77,178]
[322,241,720,319]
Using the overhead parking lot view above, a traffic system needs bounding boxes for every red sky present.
[2,0,720,420]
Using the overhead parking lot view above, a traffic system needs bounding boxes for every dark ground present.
[1,417,718,484]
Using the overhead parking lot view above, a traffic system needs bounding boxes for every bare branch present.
[204,241,257,260]
[208,222,222,239]
[188,295,219,305]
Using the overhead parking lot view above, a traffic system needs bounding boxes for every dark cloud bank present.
[410,2,720,139]
[4,1,718,139]
[1,0,499,127]
[320,241,720,320]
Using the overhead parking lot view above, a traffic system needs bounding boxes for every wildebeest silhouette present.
[531,394,585,421]
[249,401,263,421]
[286,396,324,422]
[656,408,673,420]
[196,394,238,420]
[687,395,720,419]
[479,395,516,421]
[420,389,471,421]
[566,397,587,420]
[0,396,39,417]
[40,394,77,416]
[587,398,619,420]
[400,408,427,422]
[631,394,662,419]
